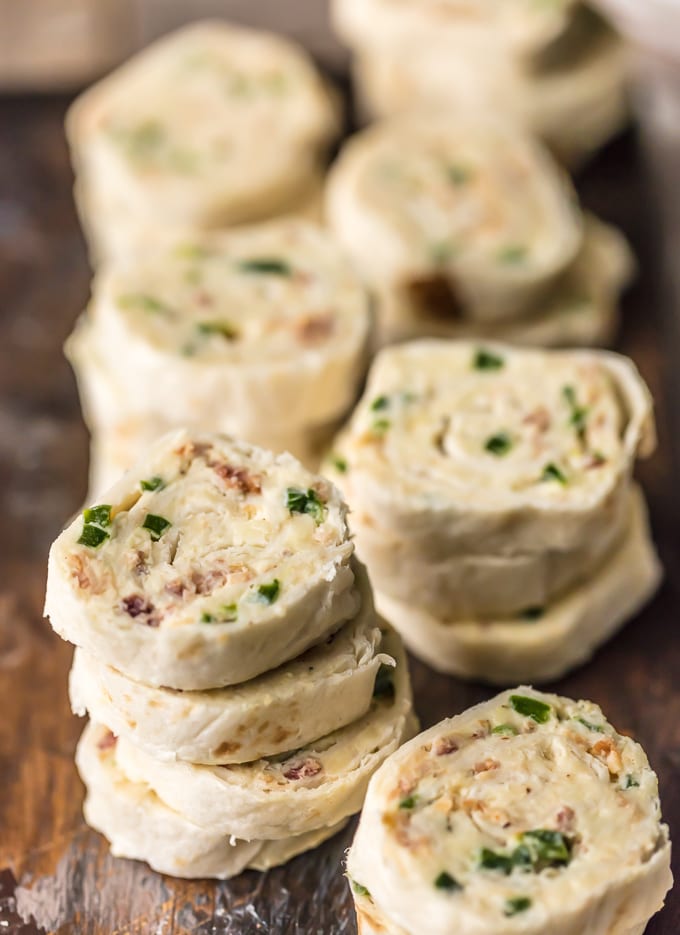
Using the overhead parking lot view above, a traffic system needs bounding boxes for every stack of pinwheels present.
[45,430,415,878]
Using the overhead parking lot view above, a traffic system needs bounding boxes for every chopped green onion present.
[256,579,280,604]
[117,293,170,314]
[201,603,238,624]
[492,723,519,736]
[373,663,395,700]
[479,849,514,874]
[142,513,172,541]
[330,454,348,474]
[562,385,588,438]
[77,524,109,548]
[197,320,239,340]
[498,245,528,264]
[434,872,461,892]
[481,832,571,876]
[473,349,504,371]
[399,795,418,810]
[140,476,165,492]
[370,395,390,411]
[510,695,551,724]
[78,504,112,548]
[484,432,512,457]
[286,487,326,524]
[519,830,572,867]
[623,774,640,789]
[83,505,112,528]
[575,717,605,733]
[237,258,291,276]
[541,462,568,485]
[429,241,457,265]
[446,165,471,186]
[174,243,210,261]
[372,419,391,434]
[350,879,371,898]
[505,897,531,916]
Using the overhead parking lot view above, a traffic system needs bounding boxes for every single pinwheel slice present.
[45,429,359,690]
[327,340,654,620]
[66,220,371,439]
[326,115,584,325]
[346,687,672,935]
[374,486,661,683]
[112,628,415,840]
[76,721,349,880]
[69,567,393,765]
[332,0,579,59]
[66,20,340,261]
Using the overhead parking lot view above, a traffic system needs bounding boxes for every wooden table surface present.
[0,87,679,934]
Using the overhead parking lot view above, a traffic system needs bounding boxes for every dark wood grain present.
[0,90,678,934]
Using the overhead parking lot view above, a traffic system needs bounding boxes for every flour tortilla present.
[327,341,654,565]
[66,220,371,436]
[113,628,416,840]
[69,567,392,765]
[347,687,672,935]
[67,20,339,262]
[77,720,347,880]
[351,19,627,167]
[46,429,359,690]
[374,486,661,683]
[326,114,583,323]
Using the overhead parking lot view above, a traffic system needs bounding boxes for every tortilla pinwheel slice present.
[76,721,348,880]
[85,414,337,500]
[326,115,583,325]
[351,16,627,168]
[66,20,339,262]
[69,570,393,765]
[327,340,654,619]
[111,627,415,840]
[332,0,579,59]
[374,486,661,683]
[346,687,672,935]
[45,429,359,690]
[371,214,632,348]
[66,220,371,439]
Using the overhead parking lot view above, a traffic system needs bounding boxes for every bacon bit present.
[191,569,227,595]
[398,777,418,797]
[585,453,607,469]
[66,553,90,590]
[165,580,187,598]
[462,799,486,816]
[282,757,323,781]
[312,479,333,503]
[383,810,429,850]
[295,313,335,344]
[120,594,159,627]
[226,562,254,584]
[211,461,262,495]
[194,289,214,306]
[556,806,576,832]
[473,758,500,774]
[523,407,551,433]
[434,736,459,756]
[215,739,242,758]
[66,553,108,594]
[174,440,212,460]
[591,738,623,775]
[97,730,117,751]
[407,275,463,321]
[128,550,148,576]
